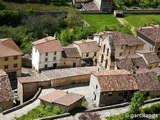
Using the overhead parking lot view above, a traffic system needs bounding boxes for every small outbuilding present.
[114,10,124,17]
[39,90,84,111]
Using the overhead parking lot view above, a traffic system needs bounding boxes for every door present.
[53,63,57,69]
[73,63,76,67]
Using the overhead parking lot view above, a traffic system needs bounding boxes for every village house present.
[95,31,145,70]
[61,46,81,68]
[72,39,100,66]
[136,25,160,57]
[31,36,63,73]
[0,69,14,110]
[116,54,148,70]
[89,69,160,107]
[72,0,112,12]
[0,38,23,79]
[39,90,84,111]
[136,50,160,69]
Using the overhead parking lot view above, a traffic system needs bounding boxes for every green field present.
[124,14,160,28]
[82,14,120,31]
[3,1,74,11]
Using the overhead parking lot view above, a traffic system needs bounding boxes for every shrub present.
[24,8,35,16]
[0,10,21,26]
[142,107,153,114]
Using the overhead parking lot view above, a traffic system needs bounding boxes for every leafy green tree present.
[23,14,65,39]
[65,10,83,28]
[0,0,4,10]
[130,91,145,114]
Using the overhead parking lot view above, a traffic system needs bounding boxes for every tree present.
[130,91,145,114]
[78,112,100,120]
[65,10,83,28]
[23,14,65,39]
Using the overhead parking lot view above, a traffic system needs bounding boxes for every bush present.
[0,10,21,26]
[24,8,35,16]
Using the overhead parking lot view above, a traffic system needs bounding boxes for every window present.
[108,92,112,97]
[136,46,139,49]
[4,65,8,69]
[35,49,37,52]
[13,64,18,68]
[4,57,8,61]
[54,52,57,55]
[86,53,89,57]
[64,62,65,64]
[45,58,48,62]
[121,45,124,49]
[106,48,109,56]
[14,56,18,60]
[95,59,97,63]
[73,63,76,67]
[119,52,123,56]
[53,57,56,60]
[158,48,160,51]
[44,64,48,68]
[96,85,98,89]
[105,59,108,68]
[101,54,104,63]
[128,51,130,54]
[94,52,97,56]
[53,63,57,69]
[46,53,48,56]
[103,45,106,52]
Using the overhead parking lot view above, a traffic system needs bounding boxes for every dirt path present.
[117,18,136,35]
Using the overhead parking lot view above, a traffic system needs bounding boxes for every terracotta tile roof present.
[42,66,98,80]
[122,33,145,46]
[73,39,100,53]
[137,50,160,64]
[135,68,150,74]
[97,74,138,92]
[62,47,80,58]
[39,90,84,106]
[135,71,160,91]
[0,69,14,102]
[94,31,144,46]
[92,69,130,76]
[18,74,50,83]
[31,36,63,53]
[116,54,147,70]
[0,38,23,57]
[136,25,160,42]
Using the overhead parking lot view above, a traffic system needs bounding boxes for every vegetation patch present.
[3,1,74,11]
[16,101,65,120]
[124,14,160,28]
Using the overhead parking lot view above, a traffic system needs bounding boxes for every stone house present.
[89,69,160,107]
[0,38,23,79]
[31,36,63,73]
[136,50,160,69]
[72,39,100,66]
[0,69,14,110]
[89,69,138,106]
[136,25,160,57]
[95,31,145,70]
[61,46,81,68]
[39,90,84,112]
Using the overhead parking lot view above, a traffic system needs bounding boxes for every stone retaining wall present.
[2,87,42,115]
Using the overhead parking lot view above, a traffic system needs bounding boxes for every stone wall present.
[122,9,160,14]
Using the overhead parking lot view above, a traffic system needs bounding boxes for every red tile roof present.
[73,39,100,53]
[97,74,138,92]
[0,69,14,102]
[32,36,63,53]
[0,38,23,57]
[62,47,80,58]
[136,25,160,42]
[94,31,144,46]
[39,90,84,106]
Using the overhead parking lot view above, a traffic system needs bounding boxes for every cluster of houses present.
[1,25,160,112]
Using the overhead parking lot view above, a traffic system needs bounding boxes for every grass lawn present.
[82,14,120,31]
[124,14,160,28]
[3,1,74,11]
